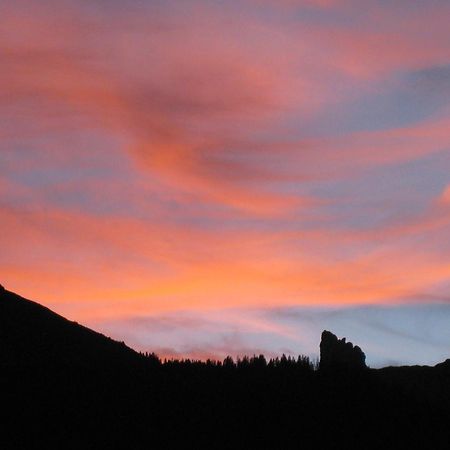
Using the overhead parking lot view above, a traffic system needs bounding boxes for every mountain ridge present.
[0,287,147,369]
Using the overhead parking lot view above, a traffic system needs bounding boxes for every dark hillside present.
[0,288,147,369]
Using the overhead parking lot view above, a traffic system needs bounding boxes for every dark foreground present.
[1,288,450,449]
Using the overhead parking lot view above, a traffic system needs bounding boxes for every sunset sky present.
[2,0,450,366]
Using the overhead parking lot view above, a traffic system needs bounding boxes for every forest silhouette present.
[1,286,450,449]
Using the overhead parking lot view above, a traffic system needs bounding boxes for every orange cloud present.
[1,0,450,341]
[3,194,450,325]
[0,0,335,216]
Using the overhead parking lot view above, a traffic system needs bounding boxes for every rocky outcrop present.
[319,330,366,370]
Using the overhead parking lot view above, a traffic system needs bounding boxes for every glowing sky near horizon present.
[1,0,450,366]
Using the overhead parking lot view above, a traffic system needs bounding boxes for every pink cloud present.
[1,0,450,338]
[3,0,448,213]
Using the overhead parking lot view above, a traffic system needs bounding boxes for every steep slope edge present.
[0,288,145,369]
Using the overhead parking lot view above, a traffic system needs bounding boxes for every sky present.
[1,0,450,367]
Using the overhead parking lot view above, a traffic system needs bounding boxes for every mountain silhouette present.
[1,287,450,449]
[0,288,147,369]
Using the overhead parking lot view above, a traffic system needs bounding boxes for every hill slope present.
[0,288,144,369]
